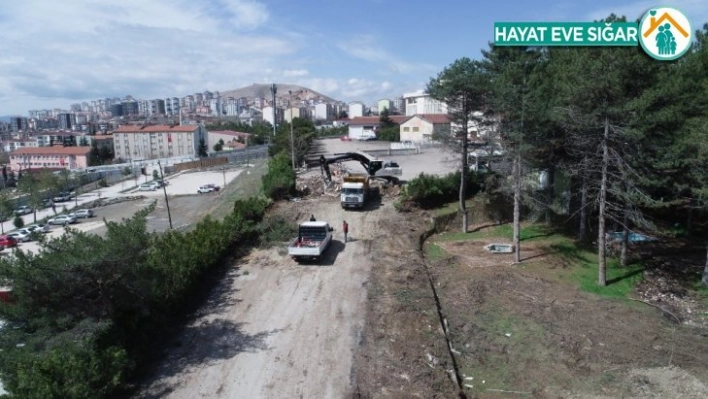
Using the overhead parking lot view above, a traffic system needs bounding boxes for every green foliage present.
[403,172,482,208]
[0,196,273,398]
[257,215,296,247]
[378,108,400,141]
[261,153,296,200]
[13,215,24,228]
[122,166,132,176]
[98,178,109,187]
[152,170,159,181]
[198,137,208,157]
[268,117,316,165]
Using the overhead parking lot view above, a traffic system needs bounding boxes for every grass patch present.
[434,199,475,217]
[459,308,547,394]
[425,242,448,260]
[211,160,268,219]
[432,222,645,300]
[436,223,559,243]
[550,241,644,300]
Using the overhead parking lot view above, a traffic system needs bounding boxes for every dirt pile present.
[635,269,708,327]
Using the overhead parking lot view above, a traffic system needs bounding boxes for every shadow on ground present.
[137,320,280,398]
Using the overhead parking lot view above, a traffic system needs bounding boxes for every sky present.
[0,0,706,116]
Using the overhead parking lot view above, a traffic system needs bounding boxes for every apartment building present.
[112,124,206,161]
[402,90,448,116]
[9,146,91,172]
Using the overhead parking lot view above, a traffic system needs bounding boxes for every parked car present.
[7,229,32,243]
[26,224,50,234]
[47,215,77,225]
[197,184,219,194]
[340,136,352,141]
[14,206,32,216]
[53,192,72,202]
[0,235,18,250]
[139,182,158,191]
[70,209,94,219]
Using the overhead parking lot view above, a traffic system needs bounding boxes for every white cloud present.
[587,0,708,28]
[0,0,291,114]
[283,69,309,77]
[338,35,438,76]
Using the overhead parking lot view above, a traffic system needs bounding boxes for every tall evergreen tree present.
[427,58,491,233]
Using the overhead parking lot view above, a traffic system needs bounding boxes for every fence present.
[363,147,420,157]
[214,145,269,165]
[173,157,228,172]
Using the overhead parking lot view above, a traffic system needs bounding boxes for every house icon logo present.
[639,7,692,60]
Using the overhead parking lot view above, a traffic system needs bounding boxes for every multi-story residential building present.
[10,117,29,132]
[314,103,334,121]
[9,146,91,172]
[122,101,138,117]
[284,106,308,123]
[393,96,405,114]
[378,99,393,114]
[165,97,180,115]
[57,113,76,130]
[262,106,283,126]
[403,90,447,116]
[2,139,39,153]
[112,124,206,161]
[348,102,365,118]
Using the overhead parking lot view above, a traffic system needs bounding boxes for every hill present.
[219,83,339,104]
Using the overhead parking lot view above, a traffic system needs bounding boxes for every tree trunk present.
[545,165,555,224]
[598,117,609,286]
[702,241,708,287]
[620,205,629,267]
[513,153,521,263]
[579,163,588,241]
[460,120,469,233]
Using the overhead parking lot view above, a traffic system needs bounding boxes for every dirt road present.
[139,194,389,398]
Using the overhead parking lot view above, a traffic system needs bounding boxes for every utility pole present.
[289,90,296,169]
[270,84,277,138]
[158,160,173,230]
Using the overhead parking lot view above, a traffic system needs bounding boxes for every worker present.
[343,220,349,243]
[310,214,316,222]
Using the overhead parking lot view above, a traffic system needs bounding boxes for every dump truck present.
[287,221,334,263]
[341,174,370,209]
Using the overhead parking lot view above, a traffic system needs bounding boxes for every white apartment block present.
[348,102,365,118]
[402,90,447,116]
[314,103,334,121]
[112,124,206,161]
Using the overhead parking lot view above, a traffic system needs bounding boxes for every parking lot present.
[316,138,456,181]
[127,169,244,197]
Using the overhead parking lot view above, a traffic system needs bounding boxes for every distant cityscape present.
[0,83,451,175]
[0,84,446,136]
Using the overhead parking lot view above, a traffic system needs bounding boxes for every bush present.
[261,153,296,200]
[403,171,482,208]
[98,178,109,187]
[0,197,277,398]
[13,215,24,228]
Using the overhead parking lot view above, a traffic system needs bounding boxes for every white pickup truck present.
[287,221,334,263]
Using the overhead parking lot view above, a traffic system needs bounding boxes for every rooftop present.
[11,146,91,156]
[209,130,252,137]
[402,114,450,124]
[114,124,199,133]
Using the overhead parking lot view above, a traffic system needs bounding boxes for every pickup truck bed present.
[288,235,332,262]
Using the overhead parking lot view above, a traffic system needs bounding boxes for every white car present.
[7,229,32,242]
[197,185,217,194]
[70,209,94,219]
[139,183,159,191]
[47,215,77,225]
[26,224,50,234]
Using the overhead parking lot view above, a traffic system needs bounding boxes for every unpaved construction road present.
[139,194,391,398]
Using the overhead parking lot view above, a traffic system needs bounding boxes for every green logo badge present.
[638,7,692,60]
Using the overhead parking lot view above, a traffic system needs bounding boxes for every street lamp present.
[270,84,277,138]
[289,90,296,169]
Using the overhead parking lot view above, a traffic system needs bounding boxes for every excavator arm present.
[319,152,384,182]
